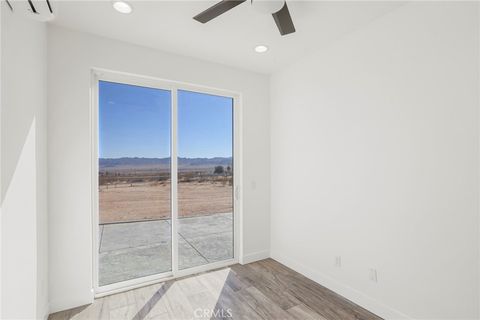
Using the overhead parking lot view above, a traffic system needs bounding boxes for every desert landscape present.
[99,157,233,224]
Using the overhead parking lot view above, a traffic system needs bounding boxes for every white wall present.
[270,2,479,319]
[1,3,48,319]
[47,25,270,312]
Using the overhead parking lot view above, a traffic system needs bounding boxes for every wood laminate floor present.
[48,259,382,320]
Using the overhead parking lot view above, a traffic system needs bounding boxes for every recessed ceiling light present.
[254,45,269,53]
[113,1,132,14]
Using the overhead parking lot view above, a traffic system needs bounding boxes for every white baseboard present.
[41,302,50,320]
[271,252,411,320]
[48,295,93,315]
[241,250,270,265]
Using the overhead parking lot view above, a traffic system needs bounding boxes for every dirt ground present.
[99,181,233,224]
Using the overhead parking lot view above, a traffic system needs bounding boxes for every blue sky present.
[99,81,233,159]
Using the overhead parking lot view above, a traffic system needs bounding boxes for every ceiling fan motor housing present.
[251,0,285,14]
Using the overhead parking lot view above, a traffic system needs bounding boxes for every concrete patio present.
[98,212,233,286]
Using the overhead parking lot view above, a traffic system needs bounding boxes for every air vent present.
[6,0,56,21]
[27,0,37,14]
[5,0,13,11]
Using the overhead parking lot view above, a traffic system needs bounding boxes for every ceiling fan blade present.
[272,2,295,36]
[194,0,247,24]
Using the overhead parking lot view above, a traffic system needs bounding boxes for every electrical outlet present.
[369,269,378,282]
[334,256,341,268]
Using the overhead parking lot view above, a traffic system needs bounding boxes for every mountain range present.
[99,157,232,170]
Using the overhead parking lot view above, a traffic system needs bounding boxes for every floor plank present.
[48,259,383,320]
[287,304,328,320]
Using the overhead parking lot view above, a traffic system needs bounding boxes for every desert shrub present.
[214,166,225,174]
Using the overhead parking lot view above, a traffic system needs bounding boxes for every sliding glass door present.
[98,81,172,287]
[94,73,237,293]
[177,90,234,270]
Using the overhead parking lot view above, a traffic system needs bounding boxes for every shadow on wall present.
[1,119,38,318]
[1,118,37,202]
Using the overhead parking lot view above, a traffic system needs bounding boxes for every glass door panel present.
[177,90,234,270]
[98,81,171,286]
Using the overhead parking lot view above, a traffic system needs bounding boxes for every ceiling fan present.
[193,0,296,36]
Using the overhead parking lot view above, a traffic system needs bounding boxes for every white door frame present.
[90,68,242,297]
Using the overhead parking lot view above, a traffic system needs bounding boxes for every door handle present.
[235,185,240,201]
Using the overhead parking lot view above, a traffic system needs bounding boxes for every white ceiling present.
[50,1,405,74]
